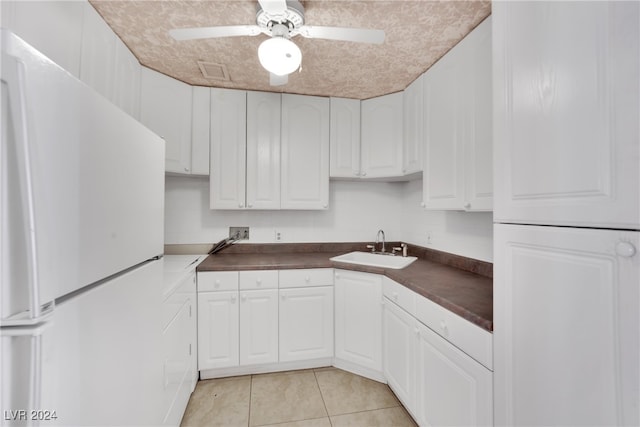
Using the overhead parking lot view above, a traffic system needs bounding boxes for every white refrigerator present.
[1,30,167,425]
[492,2,639,426]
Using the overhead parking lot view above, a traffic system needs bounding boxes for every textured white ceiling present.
[90,0,491,100]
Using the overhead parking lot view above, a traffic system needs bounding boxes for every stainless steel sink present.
[330,251,418,269]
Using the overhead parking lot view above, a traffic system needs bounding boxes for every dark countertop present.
[197,243,493,332]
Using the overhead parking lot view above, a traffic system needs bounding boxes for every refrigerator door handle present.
[1,323,49,416]
[1,52,50,326]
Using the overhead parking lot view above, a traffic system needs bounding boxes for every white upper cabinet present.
[140,67,193,174]
[494,2,639,229]
[190,86,211,176]
[80,3,115,100]
[360,92,404,178]
[210,88,247,209]
[402,75,424,176]
[1,0,85,78]
[246,91,281,209]
[330,97,361,178]
[281,94,330,210]
[211,91,329,210]
[112,38,141,120]
[423,17,492,211]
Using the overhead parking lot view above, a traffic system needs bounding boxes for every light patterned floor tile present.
[255,417,332,427]
[314,368,400,416]
[249,370,328,426]
[180,375,251,427]
[330,407,418,427]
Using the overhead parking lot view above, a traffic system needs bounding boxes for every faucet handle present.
[392,247,402,256]
[366,244,375,252]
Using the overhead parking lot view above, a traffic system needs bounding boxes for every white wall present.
[165,176,494,262]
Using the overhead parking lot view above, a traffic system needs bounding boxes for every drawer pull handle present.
[392,292,398,301]
[305,276,310,282]
[241,294,247,302]
[281,295,287,301]
[214,280,221,288]
[256,279,262,286]
[230,295,237,303]
[414,327,420,336]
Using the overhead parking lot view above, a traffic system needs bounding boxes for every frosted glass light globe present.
[258,37,302,76]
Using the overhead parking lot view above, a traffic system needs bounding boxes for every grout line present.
[313,370,332,425]
[247,374,254,427]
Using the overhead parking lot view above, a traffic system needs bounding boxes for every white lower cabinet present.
[279,286,334,362]
[382,298,416,411]
[239,289,279,366]
[334,270,383,379]
[415,321,493,427]
[197,290,239,370]
[382,276,493,427]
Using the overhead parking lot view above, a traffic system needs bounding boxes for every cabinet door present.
[422,48,465,210]
[382,298,416,414]
[334,270,383,373]
[140,67,193,174]
[190,86,210,176]
[2,1,84,77]
[112,37,140,119]
[279,286,334,362]
[494,224,639,426]
[246,91,281,209]
[239,289,278,366]
[79,3,115,101]
[210,88,247,209]
[197,291,239,370]
[464,17,493,211]
[330,97,361,178]
[416,321,493,427]
[403,75,423,176]
[361,92,403,178]
[493,1,639,229]
[281,94,330,210]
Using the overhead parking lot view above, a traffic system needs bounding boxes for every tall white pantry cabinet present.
[493,2,639,426]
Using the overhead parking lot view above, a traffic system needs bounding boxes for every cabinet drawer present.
[279,268,334,288]
[239,270,278,290]
[197,271,238,292]
[382,276,416,316]
[163,272,195,330]
[415,295,493,370]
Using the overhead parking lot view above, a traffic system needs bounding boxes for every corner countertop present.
[196,243,493,332]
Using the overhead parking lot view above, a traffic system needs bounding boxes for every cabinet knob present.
[335,274,340,279]
[463,202,471,209]
[420,202,426,208]
[616,241,636,258]
[256,278,262,286]
[230,295,237,303]
[239,203,244,208]
[184,167,190,172]
[414,327,420,336]
[305,276,310,282]
[440,320,449,336]
[281,294,287,301]
[402,168,407,173]
[355,172,361,177]
[361,172,367,177]
[241,294,247,302]
[214,280,220,288]
[323,204,328,209]
[392,292,398,301]
[247,204,253,208]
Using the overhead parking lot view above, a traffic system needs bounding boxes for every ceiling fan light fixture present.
[258,37,301,76]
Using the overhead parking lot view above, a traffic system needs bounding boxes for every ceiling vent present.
[197,61,231,81]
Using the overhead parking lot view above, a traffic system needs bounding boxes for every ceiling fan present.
[169,0,385,86]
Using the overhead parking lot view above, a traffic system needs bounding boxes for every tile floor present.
[180,367,417,427]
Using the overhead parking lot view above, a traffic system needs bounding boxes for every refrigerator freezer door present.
[1,260,166,426]
[1,30,164,322]
[494,224,639,426]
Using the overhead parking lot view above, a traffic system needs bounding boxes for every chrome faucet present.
[376,229,386,253]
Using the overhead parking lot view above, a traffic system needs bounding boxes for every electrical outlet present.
[274,230,282,241]
[229,227,249,240]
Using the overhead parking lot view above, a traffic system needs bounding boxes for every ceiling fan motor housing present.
[256,0,305,36]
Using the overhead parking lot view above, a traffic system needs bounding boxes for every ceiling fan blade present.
[270,73,288,86]
[169,25,261,41]
[298,26,385,44]
[257,0,288,16]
